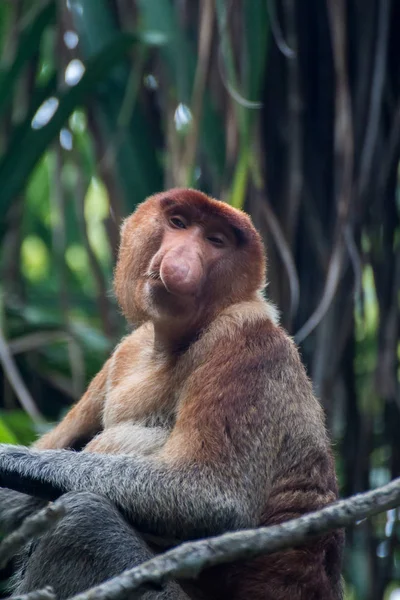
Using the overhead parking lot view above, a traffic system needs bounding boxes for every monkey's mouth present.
[146,270,168,294]
[146,270,162,282]
[146,270,195,299]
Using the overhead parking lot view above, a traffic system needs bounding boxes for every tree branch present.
[8,587,56,600]
[68,478,400,600]
[0,501,66,569]
[0,330,44,424]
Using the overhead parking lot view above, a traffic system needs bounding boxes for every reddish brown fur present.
[33,188,343,599]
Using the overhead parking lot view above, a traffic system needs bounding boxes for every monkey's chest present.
[103,366,179,430]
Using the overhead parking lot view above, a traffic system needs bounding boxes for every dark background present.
[0,1,399,598]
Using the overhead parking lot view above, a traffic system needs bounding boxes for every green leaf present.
[243,0,269,106]
[231,147,250,209]
[0,410,38,445]
[0,1,56,117]
[0,415,19,444]
[0,33,138,217]
[0,2,13,59]
[70,0,164,211]
[137,0,226,178]
[215,0,269,208]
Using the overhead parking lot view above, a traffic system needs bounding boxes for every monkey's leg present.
[12,491,189,600]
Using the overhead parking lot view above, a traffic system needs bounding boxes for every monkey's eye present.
[207,234,226,247]
[169,216,187,229]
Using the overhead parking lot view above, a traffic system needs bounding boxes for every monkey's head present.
[114,188,266,334]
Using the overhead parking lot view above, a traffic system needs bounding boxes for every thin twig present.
[217,0,263,109]
[283,0,302,246]
[282,0,302,326]
[358,0,391,197]
[182,0,215,186]
[16,0,51,33]
[0,330,44,423]
[72,150,115,339]
[52,144,85,398]
[52,24,85,398]
[301,186,329,269]
[344,224,363,304]
[9,331,72,355]
[375,248,400,403]
[378,99,400,195]
[267,0,295,58]
[100,46,147,173]
[7,587,56,600]
[217,54,263,109]
[293,242,345,345]
[259,198,300,319]
[0,502,66,569]
[67,478,400,600]
[295,0,354,343]
[86,110,123,261]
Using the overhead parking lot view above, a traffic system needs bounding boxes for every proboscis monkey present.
[0,189,343,600]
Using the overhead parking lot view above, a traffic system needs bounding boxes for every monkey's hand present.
[0,444,64,500]
[0,487,47,533]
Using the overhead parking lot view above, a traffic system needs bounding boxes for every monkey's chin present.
[145,280,195,320]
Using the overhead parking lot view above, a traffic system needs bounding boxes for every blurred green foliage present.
[0,1,399,599]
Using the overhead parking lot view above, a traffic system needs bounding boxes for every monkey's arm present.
[34,359,110,450]
[0,362,111,533]
[0,325,289,540]
[0,444,251,539]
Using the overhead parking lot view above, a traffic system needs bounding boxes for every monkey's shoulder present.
[192,299,320,416]
[195,298,298,366]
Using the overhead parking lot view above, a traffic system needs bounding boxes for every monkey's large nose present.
[160,250,203,296]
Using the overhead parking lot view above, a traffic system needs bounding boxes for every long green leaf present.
[0,74,57,174]
[70,0,164,211]
[0,1,56,116]
[0,410,37,445]
[137,0,226,179]
[215,0,269,209]
[243,1,269,105]
[0,416,19,444]
[0,33,138,216]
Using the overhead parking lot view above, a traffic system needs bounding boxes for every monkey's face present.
[114,189,266,330]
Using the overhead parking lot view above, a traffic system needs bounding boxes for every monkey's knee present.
[14,492,188,599]
[49,490,113,521]
[45,491,123,538]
